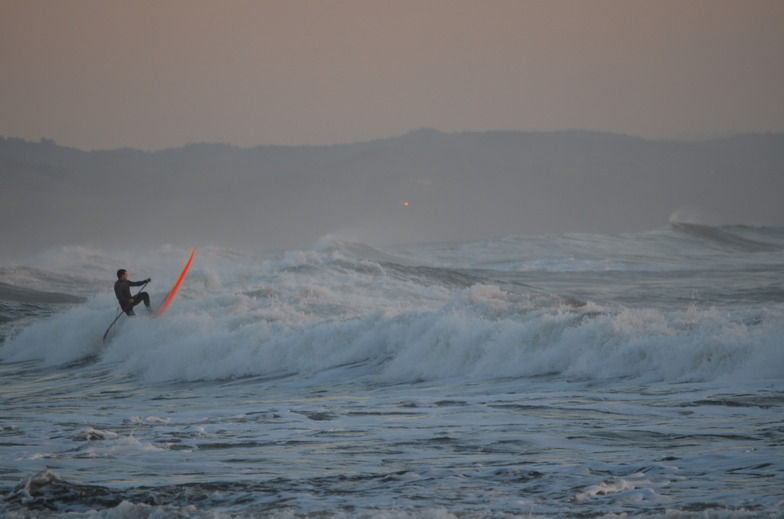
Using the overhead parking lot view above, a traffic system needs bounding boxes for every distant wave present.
[314,236,420,266]
[0,282,85,304]
[669,221,784,252]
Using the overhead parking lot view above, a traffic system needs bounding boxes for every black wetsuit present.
[114,279,151,316]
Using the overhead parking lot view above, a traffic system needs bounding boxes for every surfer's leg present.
[125,294,149,316]
[138,292,152,311]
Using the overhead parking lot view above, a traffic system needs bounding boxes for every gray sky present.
[2,0,783,151]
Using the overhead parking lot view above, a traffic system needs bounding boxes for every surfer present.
[114,269,152,316]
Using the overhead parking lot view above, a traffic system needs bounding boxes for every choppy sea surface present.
[1,223,783,518]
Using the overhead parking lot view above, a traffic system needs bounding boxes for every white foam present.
[2,238,782,389]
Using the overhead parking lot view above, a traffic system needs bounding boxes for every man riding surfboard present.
[114,269,152,316]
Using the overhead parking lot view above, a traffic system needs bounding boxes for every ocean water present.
[1,223,782,518]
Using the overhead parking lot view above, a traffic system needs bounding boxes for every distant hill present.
[2,130,783,260]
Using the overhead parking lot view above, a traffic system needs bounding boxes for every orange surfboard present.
[155,248,195,318]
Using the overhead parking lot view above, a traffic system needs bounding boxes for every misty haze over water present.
[2,129,783,261]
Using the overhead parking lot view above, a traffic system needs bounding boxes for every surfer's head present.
[117,269,127,280]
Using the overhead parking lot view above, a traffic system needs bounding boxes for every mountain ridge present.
[2,129,782,260]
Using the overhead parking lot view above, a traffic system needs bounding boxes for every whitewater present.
[1,223,782,518]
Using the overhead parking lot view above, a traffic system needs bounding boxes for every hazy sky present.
[2,0,783,151]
